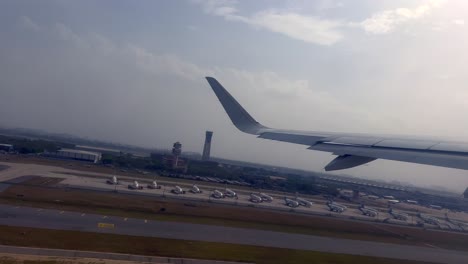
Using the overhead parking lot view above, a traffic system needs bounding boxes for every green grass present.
[0,257,67,264]
[0,225,429,264]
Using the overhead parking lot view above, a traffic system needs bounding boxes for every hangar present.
[46,148,101,163]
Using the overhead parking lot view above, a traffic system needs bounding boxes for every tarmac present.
[0,204,468,263]
[3,160,468,227]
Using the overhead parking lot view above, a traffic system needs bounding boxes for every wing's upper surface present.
[206,77,468,171]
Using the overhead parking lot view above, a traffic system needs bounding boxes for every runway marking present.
[59,211,64,214]
[81,213,85,216]
[425,243,441,249]
[124,218,128,221]
[98,223,114,229]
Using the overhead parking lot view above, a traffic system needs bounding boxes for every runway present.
[0,204,467,263]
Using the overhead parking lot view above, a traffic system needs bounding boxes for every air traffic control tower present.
[202,131,213,161]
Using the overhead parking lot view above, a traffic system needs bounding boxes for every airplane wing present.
[206,77,468,171]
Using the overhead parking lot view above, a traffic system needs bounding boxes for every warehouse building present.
[45,148,101,163]
[0,144,14,152]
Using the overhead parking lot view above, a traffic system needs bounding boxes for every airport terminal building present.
[44,148,101,163]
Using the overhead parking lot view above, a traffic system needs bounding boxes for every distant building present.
[202,131,213,161]
[172,142,182,156]
[45,148,101,163]
[164,142,187,173]
[429,204,443,210]
[0,144,14,152]
[75,145,121,155]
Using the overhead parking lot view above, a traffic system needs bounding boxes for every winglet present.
[206,77,268,135]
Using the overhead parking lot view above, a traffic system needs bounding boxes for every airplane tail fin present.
[205,77,269,135]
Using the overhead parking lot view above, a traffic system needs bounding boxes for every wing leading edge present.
[206,77,468,171]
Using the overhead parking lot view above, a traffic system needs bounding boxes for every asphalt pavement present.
[0,204,468,263]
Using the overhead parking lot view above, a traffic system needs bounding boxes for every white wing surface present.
[206,77,468,171]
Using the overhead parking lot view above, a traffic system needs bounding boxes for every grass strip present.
[0,225,430,264]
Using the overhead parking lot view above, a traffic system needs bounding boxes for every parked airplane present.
[128,180,143,190]
[406,200,419,205]
[419,213,440,226]
[359,204,378,217]
[224,188,237,198]
[388,199,400,204]
[147,181,161,189]
[190,185,202,193]
[284,197,299,208]
[259,193,273,202]
[106,176,118,185]
[296,197,313,207]
[389,208,409,221]
[206,77,468,171]
[327,201,347,213]
[171,185,184,194]
[212,189,224,199]
[250,193,263,203]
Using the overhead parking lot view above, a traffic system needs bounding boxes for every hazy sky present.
[1,0,468,192]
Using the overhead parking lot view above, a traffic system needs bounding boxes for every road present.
[0,204,468,263]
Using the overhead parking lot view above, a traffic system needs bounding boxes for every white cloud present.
[192,0,239,18]
[248,11,343,46]
[193,0,447,44]
[360,0,444,34]
[452,19,465,26]
[193,0,343,45]
[187,25,200,31]
[128,45,211,81]
[18,16,41,32]
[314,0,344,11]
[54,23,88,48]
